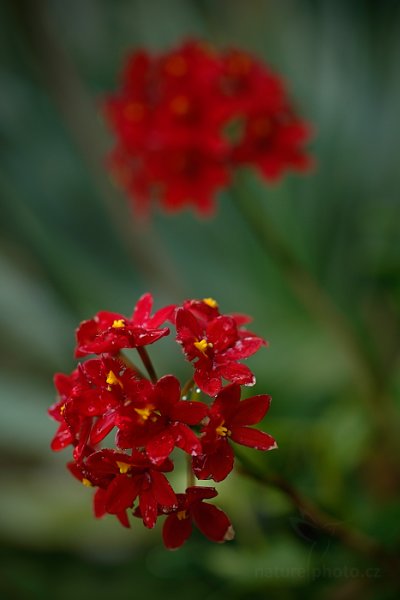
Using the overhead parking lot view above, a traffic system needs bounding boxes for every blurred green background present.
[1,0,400,598]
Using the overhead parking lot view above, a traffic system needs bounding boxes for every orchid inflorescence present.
[104,39,312,216]
[49,294,277,549]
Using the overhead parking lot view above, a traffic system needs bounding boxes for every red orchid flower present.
[104,40,312,216]
[193,384,277,482]
[75,293,175,357]
[49,357,143,459]
[161,486,234,549]
[176,306,266,396]
[232,112,313,180]
[116,374,208,465]
[50,292,278,548]
[69,448,177,529]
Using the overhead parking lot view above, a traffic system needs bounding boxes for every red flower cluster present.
[49,293,277,548]
[104,40,313,216]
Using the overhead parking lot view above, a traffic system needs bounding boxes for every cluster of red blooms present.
[104,40,312,215]
[49,294,277,549]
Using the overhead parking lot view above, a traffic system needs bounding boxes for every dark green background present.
[1,1,399,598]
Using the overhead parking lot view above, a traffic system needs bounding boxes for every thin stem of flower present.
[236,453,400,581]
[137,347,158,383]
[117,352,147,380]
[181,378,195,399]
[187,455,196,488]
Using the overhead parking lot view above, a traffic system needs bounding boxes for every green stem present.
[237,452,400,581]
[117,352,147,380]
[186,455,196,488]
[137,347,158,383]
[181,378,195,399]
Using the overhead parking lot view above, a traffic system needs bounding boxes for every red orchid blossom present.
[193,384,277,482]
[49,356,142,460]
[161,486,234,549]
[69,448,177,529]
[176,303,266,396]
[116,374,208,464]
[104,40,312,216]
[49,293,276,549]
[75,293,175,357]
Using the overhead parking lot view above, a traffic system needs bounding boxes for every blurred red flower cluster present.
[104,40,313,215]
[49,294,276,549]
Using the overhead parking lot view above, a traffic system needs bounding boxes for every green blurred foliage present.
[0,0,399,599]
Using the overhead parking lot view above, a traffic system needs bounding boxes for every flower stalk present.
[236,451,400,583]
[137,346,158,383]
[118,352,147,380]
[181,378,195,400]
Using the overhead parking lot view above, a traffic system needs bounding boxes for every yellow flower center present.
[116,461,131,474]
[134,405,155,422]
[106,370,123,390]
[194,338,212,357]
[177,510,188,521]
[82,478,92,487]
[60,404,66,414]
[112,319,125,329]
[203,297,218,309]
[216,422,231,437]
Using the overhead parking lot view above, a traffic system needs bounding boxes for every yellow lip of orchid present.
[134,405,155,422]
[106,370,124,389]
[203,297,218,309]
[215,422,231,437]
[116,461,131,474]
[112,319,125,329]
[194,338,212,357]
